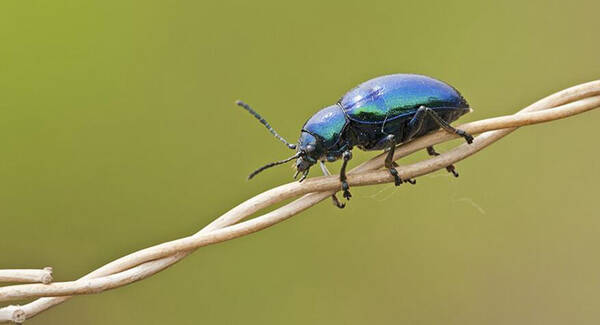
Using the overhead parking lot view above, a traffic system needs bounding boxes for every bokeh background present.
[1,0,599,324]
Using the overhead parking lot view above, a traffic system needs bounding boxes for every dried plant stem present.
[0,269,53,285]
[0,307,25,324]
[1,80,598,323]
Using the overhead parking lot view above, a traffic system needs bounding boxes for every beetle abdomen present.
[338,74,469,124]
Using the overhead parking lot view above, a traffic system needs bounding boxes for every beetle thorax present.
[297,104,348,163]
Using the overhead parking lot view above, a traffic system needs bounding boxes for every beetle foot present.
[391,162,416,184]
[446,165,459,177]
[427,146,459,178]
[331,194,346,209]
[343,190,352,201]
[341,181,352,200]
[456,129,474,144]
[388,167,403,186]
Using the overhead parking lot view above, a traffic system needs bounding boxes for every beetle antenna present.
[248,152,301,180]
[235,100,297,150]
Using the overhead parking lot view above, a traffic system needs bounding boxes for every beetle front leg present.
[320,161,346,208]
[339,150,353,200]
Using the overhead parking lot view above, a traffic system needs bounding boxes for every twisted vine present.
[1,80,599,323]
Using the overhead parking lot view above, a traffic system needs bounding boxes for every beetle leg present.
[391,161,416,184]
[383,135,405,186]
[404,107,467,176]
[320,161,345,209]
[391,162,416,184]
[426,146,459,177]
[403,106,428,141]
[298,169,310,182]
[339,150,353,200]
[420,106,474,144]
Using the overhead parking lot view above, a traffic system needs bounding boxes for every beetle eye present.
[306,144,316,152]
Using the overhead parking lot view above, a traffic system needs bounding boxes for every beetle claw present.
[331,195,346,208]
[341,181,352,200]
[343,190,352,200]
[388,167,403,186]
[447,165,459,177]
[457,130,474,144]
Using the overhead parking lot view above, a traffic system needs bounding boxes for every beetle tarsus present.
[447,165,459,177]
[331,194,346,208]
[388,167,403,186]
[341,181,352,200]
[426,145,460,177]
[404,178,417,185]
[426,146,438,156]
[392,161,416,184]
[427,145,460,177]
[456,129,474,144]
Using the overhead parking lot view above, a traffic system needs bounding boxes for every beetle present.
[236,74,473,208]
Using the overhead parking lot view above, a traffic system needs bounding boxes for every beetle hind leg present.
[421,106,474,144]
[406,106,474,144]
[427,146,459,177]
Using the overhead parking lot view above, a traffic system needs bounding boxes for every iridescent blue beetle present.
[236,74,473,208]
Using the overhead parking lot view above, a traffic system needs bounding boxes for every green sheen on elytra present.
[339,74,468,123]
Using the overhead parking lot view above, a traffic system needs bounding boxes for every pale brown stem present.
[0,268,53,285]
[1,80,599,323]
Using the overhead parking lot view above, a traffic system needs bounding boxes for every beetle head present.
[294,131,322,176]
[236,100,336,182]
[245,129,322,182]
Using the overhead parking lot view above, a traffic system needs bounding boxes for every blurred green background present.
[1,0,599,324]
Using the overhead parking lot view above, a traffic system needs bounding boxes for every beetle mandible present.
[236,74,474,208]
